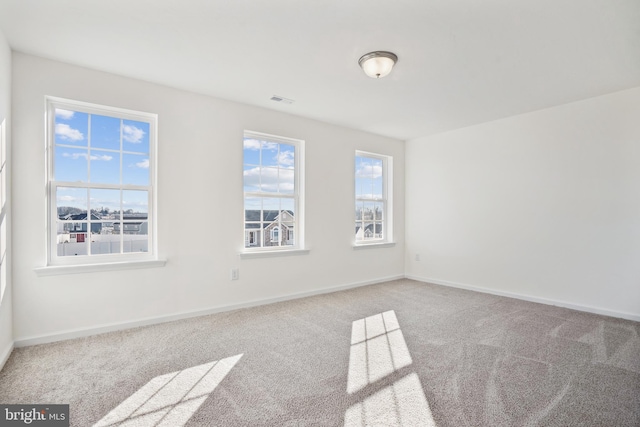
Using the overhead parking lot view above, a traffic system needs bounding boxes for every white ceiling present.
[1,0,639,140]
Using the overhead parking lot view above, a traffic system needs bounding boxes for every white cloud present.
[243,139,262,150]
[122,124,145,143]
[58,195,76,202]
[135,158,149,169]
[243,138,277,151]
[55,123,84,141]
[243,166,294,192]
[63,152,113,161]
[55,109,75,120]
[356,164,383,179]
[358,193,384,200]
[277,150,294,167]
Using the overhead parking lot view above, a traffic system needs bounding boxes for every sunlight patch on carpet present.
[344,373,436,427]
[345,311,436,426]
[347,310,412,394]
[93,354,243,427]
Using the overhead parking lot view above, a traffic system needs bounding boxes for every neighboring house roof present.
[245,210,294,229]
[355,223,382,234]
[123,214,148,220]
[59,213,147,222]
[60,212,102,221]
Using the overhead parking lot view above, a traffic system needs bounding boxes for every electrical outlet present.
[415,254,421,262]
[231,268,239,280]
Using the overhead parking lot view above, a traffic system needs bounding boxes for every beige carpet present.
[0,279,639,426]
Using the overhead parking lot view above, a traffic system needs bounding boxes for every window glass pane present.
[57,234,89,257]
[280,198,294,216]
[262,198,279,247]
[123,190,148,216]
[57,187,87,218]
[90,150,120,184]
[123,153,149,186]
[371,158,383,178]
[56,185,89,257]
[280,200,294,247]
[55,146,88,182]
[279,169,294,194]
[90,188,121,220]
[374,202,384,220]
[244,197,261,221]
[123,222,149,253]
[280,198,295,246]
[90,225,120,255]
[55,109,88,147]
[363,222,374,239]
[374,222,383,239]
[355,156,371,178]
[262,198,280,221]
[281,222,294,246]
[243,137,261,165]
[261,141,278,167]
[91,114,121,151]
[372,177,383,199]
[262,197,281,214]
[243,165,261,192]
[122,120,149,153]
[278,144,295,168]
[260,167,279,193]
[363,202,375,221]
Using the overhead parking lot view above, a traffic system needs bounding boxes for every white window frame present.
[45,96,159,267]
[354,150,393,246]
[0,118,7,302]
[242,130,305,254]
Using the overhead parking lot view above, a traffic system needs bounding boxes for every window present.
[271,227,280,243]
[243,131,303,251]
[46,97,157,266]
[355,151,392,244]
[0,118,7,302]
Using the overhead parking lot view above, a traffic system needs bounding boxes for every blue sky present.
[243,138,295,197]
[54,108,150,213]
[355,156,383,200]
[243,138,296,214]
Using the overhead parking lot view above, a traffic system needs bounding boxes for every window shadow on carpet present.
[345,310,436,426]
[93,354,243,427]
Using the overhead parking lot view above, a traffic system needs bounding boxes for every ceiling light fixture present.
[358,51,398,78]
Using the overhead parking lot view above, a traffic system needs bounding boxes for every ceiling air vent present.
[270,95,294,104]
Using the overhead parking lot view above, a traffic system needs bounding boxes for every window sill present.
[34,259,167,276]
[239,249,310,259]
[353,242,396,250]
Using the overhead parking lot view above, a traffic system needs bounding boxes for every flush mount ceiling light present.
[358,51,398,78]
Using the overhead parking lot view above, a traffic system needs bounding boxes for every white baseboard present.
[406,274,640,322]
[0,341,14,371]
[14,274,405,347]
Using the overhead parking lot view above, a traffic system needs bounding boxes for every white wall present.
[406,87,640,320]
[0,29,12,366]
[12,53,405,343]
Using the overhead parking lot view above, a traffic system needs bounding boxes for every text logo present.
[0,405,69,426]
